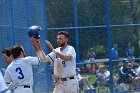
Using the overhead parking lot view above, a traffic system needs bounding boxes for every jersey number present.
[62,61,66,67]
[16,67,24,79]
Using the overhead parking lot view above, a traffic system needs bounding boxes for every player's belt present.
[56,77,75,81]
[22,85,30,88]
[15,85,30,89]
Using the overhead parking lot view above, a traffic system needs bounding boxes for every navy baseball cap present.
[122,59,128,63]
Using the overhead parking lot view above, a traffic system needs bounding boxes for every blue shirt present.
[111,48,118,59]
[89,52,95,59]
[126,48,133,57]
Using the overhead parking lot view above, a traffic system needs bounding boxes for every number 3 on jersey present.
[16,67,24,79]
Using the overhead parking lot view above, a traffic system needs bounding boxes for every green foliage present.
[94,45,107,58]
[46,0,140,59]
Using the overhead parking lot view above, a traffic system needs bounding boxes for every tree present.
[130,0,140,57]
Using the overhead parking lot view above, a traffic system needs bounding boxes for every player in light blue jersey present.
[4,44,41,93]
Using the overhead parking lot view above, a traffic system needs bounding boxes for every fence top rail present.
[46,24,140,31]
[76,57,140,65]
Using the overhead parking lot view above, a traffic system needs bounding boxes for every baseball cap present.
[122,59,128,63]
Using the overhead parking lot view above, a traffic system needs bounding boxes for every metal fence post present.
[105,0,114,93]
[73,0,80,63]
[9,0,15,45]
[42,0,51,93]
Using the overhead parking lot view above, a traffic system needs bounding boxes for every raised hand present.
[30,38,41,51]
[45,40,54,51]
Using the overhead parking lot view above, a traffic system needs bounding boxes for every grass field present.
[81,73,96,84]
[80,64,97,85]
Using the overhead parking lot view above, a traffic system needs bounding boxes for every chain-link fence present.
[0,0,140,93]
[0,0,50,93]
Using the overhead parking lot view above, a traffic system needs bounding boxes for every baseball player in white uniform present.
[2,48,13,65]
[0,71,11,93]
[31,31,79,93]
[4,45,41,93]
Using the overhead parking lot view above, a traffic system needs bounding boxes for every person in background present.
[1,48,14,75]
[2,48,14,92]
[111,44,119,60]
[117,59,134,85]
[127,63,137,76]
[132,66,140,88]
[87,48,96,73]
[119,60,140,89]
[76,67,93,91]
[126,43,134,62]
[2,48,13,65]
[111,44,119,70]
[93,65,110,87]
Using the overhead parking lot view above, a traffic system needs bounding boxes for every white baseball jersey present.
[4,56,41,88]
[47,45,76,78]
[0,71,11,93]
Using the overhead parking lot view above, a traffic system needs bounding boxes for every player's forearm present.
[33,43,49,62]
[41,50,49,62]
[36,51,48,62]
[35,46,43,58]
[54,51,71,61]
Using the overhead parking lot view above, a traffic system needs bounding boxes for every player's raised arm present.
[30,38,49,62]
[45,40,71,61]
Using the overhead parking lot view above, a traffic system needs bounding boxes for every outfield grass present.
[80,63,97,83]
[81,73,96,83]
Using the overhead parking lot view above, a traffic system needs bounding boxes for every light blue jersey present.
[47,45,76,78]
[4,56,41,89]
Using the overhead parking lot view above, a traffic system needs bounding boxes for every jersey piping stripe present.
[37,56,41,65]
[0,89,8,93]
[48,55,54,63]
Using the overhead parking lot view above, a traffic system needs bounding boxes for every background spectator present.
[126,43,134,62]
[117,59,134,84]
[76,67,93,91]
[111,44,119,70]
[111,44,119,60]
[87,48,96,73]
[93,65,110,87]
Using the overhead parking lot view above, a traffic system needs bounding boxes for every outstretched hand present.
[30,38,41,50]
[45,40,54,51]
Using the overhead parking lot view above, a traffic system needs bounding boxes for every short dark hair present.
[12,44,24,59]
[2,48,12,57]
[58,31,69,38]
